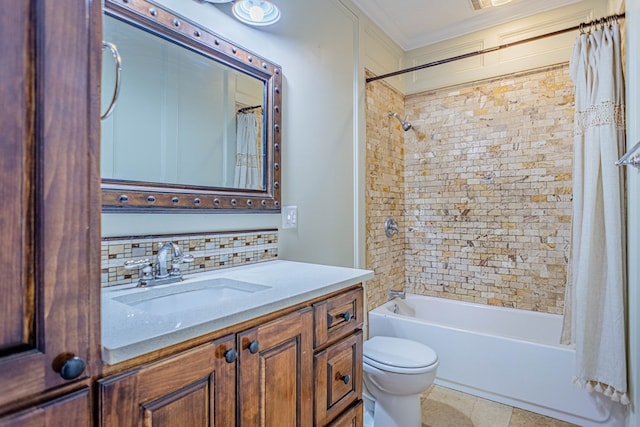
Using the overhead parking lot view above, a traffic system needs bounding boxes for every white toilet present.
[363,336,439,427]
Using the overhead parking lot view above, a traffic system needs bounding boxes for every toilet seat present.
[364,336,438,374]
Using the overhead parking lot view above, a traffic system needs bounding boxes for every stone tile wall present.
[404,64,573,313]
[365,64,573,314]
[365,71,407,310]
[101,229,278,287]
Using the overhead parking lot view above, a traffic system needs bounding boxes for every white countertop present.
[101,260,373,364]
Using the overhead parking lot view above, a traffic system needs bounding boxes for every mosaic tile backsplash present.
[101,230,278,287]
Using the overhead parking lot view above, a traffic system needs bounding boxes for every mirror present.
[101,0,282,211]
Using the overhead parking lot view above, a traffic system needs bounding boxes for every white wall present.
[101,0,403,269]
[402,0,609,94]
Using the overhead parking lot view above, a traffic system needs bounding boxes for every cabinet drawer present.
[314,331,362,426]
[326,400,363,427]
[314,287,363,348]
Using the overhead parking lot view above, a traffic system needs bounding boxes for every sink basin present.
[113,278,271,315]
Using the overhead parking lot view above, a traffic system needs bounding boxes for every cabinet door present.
[0,388,91,427]
[0,0,100,409]
[99,336,236,427]
[238,308,314,426]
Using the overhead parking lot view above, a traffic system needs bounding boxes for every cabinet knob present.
[59,356,86,380]
[224,349,237,363]
[339,374,351,385]
[248,340,260,354]
[339,312,352,321]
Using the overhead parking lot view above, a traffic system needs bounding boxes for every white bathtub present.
[368,295,626,427]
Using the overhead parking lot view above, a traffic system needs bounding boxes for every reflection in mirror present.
[102,16,265,190]
[101,0,282,211]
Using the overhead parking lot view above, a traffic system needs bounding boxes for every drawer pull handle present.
[339,374,351,385]
[248,340,260,354]
[339,312,352,321]
[224,349,237,363]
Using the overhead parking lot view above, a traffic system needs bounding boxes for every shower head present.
[388,112,412,131]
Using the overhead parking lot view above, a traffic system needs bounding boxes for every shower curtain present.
[562,21,629,404]
[234,111,261,189]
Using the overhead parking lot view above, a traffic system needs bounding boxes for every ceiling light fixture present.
[490,0,513,6]
[232,0,281,26]
[470,0,513,10]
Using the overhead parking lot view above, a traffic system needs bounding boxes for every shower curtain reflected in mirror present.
[563,20,629,405]
[234,111,262,190]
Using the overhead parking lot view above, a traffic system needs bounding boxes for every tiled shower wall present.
[102,230,278,287]
[366,64,574,314]
[365,71,406,310]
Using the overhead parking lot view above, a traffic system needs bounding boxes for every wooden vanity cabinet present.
[313,287,364,426]
[98,308,316,427]
[98,335,236,426]
[97,286,364,427]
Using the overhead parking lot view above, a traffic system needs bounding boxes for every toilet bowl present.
[363,336,439,427]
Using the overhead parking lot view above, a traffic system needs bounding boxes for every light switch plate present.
[282,206,298,229]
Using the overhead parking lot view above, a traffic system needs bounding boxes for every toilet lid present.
[364,336,438,369]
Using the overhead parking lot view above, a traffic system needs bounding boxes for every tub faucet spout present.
[389,290,406,300]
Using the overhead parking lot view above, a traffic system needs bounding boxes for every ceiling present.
[350,0,582,51]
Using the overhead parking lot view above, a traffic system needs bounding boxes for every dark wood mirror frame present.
[102,0,282,212]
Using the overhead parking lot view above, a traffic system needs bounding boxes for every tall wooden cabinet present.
[0,0,101,423]
[97,288,364,427]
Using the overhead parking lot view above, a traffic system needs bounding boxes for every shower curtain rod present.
[366,12,625,83]
[237,104,262,113]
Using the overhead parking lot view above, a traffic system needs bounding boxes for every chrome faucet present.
[124,242,194,287]
[388,289,406,300]
[155,242,184,278]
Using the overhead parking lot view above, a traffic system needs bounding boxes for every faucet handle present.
[124,258,154,287]
[124,258,152,270]
[170,253,195,277]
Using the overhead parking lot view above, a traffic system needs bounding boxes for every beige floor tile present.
[471,398,512,427]
[421,397,474,427]
[421,386,579,427]
[423,385,477,417]
[509,408,579,427]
